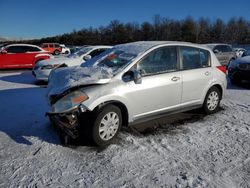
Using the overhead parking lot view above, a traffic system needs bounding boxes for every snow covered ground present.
[0,70,250,187]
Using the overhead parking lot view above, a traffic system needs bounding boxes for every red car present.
[41,43,62,55]
[0,44,50,69]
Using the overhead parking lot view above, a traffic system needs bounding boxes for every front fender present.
[83,94,133,122]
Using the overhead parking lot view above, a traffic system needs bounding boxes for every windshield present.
[81,49,136,74]
[67,47,93,58]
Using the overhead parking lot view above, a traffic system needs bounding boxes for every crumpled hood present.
[47,66,113,96]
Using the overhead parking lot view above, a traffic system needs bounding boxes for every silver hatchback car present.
[46,41,227,146]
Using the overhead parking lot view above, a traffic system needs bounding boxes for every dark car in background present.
[228,56,250,84]
[205,43,236,66]
[241,48,250,57]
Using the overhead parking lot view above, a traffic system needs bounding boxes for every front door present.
[123,46,182,121]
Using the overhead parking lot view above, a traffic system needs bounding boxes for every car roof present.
[6,43,38,47]
[42,43,60,45]
[86,45,112,49]
[204,43,232,47]
[6,43,42,48]
[5,43,46,51]
[114,41,211,55]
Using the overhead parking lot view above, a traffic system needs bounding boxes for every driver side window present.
[138,46,177,76]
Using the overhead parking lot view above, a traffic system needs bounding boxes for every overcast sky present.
[1,0,250,39]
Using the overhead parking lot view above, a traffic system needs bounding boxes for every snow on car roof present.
[115,41,184,55]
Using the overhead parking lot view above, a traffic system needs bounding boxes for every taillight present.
[216,66,227,74]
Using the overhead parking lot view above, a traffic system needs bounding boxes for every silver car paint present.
[71,42,226,124]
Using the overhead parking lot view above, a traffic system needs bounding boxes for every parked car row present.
[32,45,112,81]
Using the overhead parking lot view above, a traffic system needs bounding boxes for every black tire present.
[203,86,221,114]
[54,50,60,55]
[91,104,122,147]
[65,51,69,54]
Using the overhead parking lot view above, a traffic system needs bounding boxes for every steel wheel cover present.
[207,91,219,111]
[99,112,119,141]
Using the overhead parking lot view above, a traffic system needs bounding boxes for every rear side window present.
[180,47,210,70]
[215,45,232,53]
[24,46,41,52]
[200,49,210,67]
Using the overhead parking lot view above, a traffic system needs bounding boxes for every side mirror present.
[83,55,91,61]
[1,50,7,54]
[213,49,219,54]
[122,69,142,84]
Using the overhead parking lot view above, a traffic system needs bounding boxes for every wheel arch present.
[212,84,223,99]
[93,100,129,127]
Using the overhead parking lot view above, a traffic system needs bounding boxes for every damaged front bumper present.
[46,106,86,139]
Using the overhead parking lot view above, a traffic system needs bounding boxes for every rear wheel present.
[54,50,60,55]
[203,86,221,114]
[92,105,122,147]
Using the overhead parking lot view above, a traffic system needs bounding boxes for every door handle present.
[171,76,180,81]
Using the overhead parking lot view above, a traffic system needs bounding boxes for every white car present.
[60,44,71,54]
[32,45,112,81]
[233,48,246,58]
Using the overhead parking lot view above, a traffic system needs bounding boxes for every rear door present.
[180,46,212,104]
[22,46,39,67]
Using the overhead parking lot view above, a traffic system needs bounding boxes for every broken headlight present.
[51,90,88,113]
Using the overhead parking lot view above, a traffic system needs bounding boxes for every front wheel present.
[203,86,221,114]
[54,50,60,55]
[92,105,122,147]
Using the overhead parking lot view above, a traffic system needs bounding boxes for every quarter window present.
[138,46,177,76]
[180,47,210,70]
